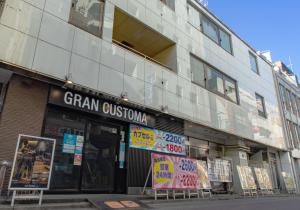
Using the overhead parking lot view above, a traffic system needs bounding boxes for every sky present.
[206,0,300,77]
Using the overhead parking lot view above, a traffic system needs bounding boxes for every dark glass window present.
[291,93,298,116]
[255,93,267,118]
[161,0,175,10]
[43,108,85,190]
[279,84,287,111]
[286,90,292,113]
[191,55,205,87]
[69,0,105,37]
[187,4,201,30]
[202,16,219,43]
[190,54,238,104]
[249,52,259,74]
[187,3,232,54]
[224,76,237,103]
[297,98,300,117]
[206,66,224,94]
[219,29,232,53]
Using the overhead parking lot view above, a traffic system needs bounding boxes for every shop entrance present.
[43,107,127,193]
[81,121,120,192]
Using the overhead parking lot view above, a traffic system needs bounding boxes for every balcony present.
[113,8,177,73]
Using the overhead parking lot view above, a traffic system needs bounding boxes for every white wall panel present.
[44,0,72,21]
[100,41,125,72]
[69,53,100,90]
[0,0,43,37]
[72,28,102,62]
[39,12,74,51]
[0,24,37,69]
[32,40,70,79]
[98,64,124,97]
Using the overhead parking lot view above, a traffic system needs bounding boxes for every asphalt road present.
[148,196,300,210]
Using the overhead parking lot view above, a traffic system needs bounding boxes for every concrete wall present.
[0,0,285,150]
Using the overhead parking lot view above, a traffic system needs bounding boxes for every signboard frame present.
[8,134,56,191]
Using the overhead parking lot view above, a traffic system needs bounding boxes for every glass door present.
[44,108,85,191]
[81,121,120,192]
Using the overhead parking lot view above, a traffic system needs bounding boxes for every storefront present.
[43,86,156,193]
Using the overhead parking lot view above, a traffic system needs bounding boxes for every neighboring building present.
[273,60,300,192]
[0,0,288,195]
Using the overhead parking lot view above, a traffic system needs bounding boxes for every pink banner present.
[152,153,198,189]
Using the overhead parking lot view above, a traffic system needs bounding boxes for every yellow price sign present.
[153,160,174,184]
[130,127,155,148]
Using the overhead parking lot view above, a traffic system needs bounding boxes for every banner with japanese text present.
[129,124,186,156]
[152,153,212,189]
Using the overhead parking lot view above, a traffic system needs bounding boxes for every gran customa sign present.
[48,87,154,126]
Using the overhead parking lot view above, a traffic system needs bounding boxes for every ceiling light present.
[121,92,128,101]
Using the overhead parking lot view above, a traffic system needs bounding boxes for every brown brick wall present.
[0,75,49,191]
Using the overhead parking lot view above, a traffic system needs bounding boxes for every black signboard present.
[48,87,155,126]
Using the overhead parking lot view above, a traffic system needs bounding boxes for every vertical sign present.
[74,136,84,166]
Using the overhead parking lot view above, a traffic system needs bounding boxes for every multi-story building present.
[273,61,300,192]
[0,0,290,194]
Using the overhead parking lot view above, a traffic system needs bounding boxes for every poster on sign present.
[9,135,56,190]
[236,165,256,190]
[129,124,186,156]
[196,160,211,189]
[282,172,296,190]
[254,168,273,190]
[151,153,198,189]
[207,158,232,182]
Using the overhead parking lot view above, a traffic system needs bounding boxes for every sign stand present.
[11,190,43,207]
[142,164,152,195]
[8,135,56,207]
[142,164,169,200]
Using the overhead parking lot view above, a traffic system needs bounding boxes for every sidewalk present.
[0,193,299,209]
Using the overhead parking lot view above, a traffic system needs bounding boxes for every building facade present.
[0,0,289,194]
[273,61,300,192]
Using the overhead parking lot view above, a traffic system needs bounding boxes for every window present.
[297,98,300,117]
[294,124,300,149]
[288,121,299,149]
[187,4,201,30]
[279,84,287,111]
[69,0,105,37]
[202,16,219,43]
[161,0,175,10]
[291,93,298,116]
[224,76,237,103]
[187,3,232,54]
[190,54,238,103]
[219,29,232,53]
[249,52,259,74]
[206,66,224,94]
[286,90,292,113]
[255,93,266,118]
[190,55,205,87]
